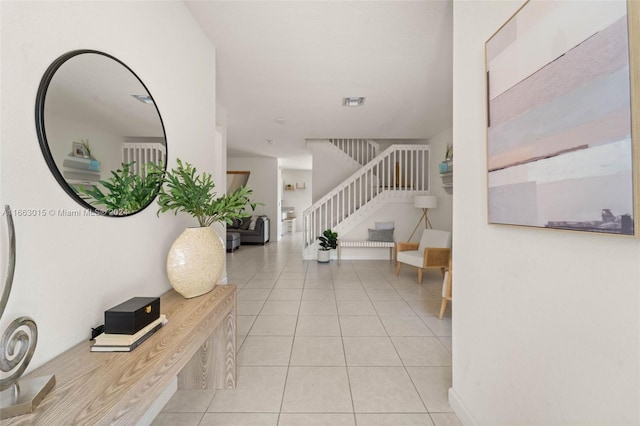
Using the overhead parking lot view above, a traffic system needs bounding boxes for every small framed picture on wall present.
[72,141,90,159]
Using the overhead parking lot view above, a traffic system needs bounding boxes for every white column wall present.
[227,156,280,242]
[451,1,640,425]
[310,142,361,203]
[427,128,453,232]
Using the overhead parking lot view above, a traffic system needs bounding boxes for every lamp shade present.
[414,195,437,209]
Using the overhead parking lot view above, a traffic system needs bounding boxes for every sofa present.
[228,215,270,245]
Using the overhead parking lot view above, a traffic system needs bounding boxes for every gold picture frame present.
[485,0,639,237]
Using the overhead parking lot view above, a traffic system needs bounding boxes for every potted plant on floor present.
[318,229,338,263]
[157,159,259,298]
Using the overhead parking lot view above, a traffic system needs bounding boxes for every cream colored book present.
[94,314,166,346]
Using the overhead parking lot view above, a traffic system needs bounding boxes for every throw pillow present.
[248,216,259,230]
[367,228,394,242]
[375,221,395,230]
[239,216,252,230]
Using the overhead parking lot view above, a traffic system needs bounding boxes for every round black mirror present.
[35,50,167,217]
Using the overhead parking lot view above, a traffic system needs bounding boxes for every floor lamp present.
[408,195,438,241]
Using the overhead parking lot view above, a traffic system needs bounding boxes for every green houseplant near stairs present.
[318,229,338,263]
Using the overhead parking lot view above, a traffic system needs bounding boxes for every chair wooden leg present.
[440,267,446,278]
[439,298,448,319]
[395,262,402,276]
[417,268,423,284]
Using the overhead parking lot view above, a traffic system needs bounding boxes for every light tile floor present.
[153,233,461,426]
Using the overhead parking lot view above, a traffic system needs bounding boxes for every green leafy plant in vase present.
[76,161,164,216]
[156,159,258,227]
[157,159,260,298]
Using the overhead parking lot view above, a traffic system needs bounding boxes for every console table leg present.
[178,305,236,390]
[214,305,236,390]
[178,336,212,389]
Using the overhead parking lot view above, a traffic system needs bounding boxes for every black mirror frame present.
[35,49,167,218]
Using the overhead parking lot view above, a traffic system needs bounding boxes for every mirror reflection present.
[36,50,167,216]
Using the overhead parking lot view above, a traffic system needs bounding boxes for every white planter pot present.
[167,227,224,298]
[317,249,331,263]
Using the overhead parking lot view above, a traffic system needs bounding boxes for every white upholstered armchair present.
[395,229,451,284]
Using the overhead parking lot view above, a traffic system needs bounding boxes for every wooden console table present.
[1,285,236,425]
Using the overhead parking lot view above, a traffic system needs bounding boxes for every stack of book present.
[90,314,167,352]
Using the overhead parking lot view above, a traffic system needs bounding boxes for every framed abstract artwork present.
[486,0,639,236]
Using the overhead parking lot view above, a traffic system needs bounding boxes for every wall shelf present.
[440,171,452,191]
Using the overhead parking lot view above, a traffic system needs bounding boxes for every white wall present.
[227,156,280,241]
[46,112,124,183]
[427,128,453,232]
[282,169,312,231]
[340,200,422,260]
[0,1,218,370]
[310,142,361,203]
[451,2,640,425]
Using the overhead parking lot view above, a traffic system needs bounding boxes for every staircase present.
[329,138,380,165]
[303,141,430,258]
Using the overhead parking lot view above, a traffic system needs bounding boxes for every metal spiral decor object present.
[0,205,55,419]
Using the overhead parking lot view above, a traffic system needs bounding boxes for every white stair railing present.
[122,142,166,175]
[329,139,380,165]
[303,144,430,247]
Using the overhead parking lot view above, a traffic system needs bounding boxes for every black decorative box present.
[104,297,160,335]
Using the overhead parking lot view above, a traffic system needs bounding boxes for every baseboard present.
[449,387,477,426]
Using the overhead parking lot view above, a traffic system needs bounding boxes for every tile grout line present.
[275,267,306,424]
[332,272,358,425]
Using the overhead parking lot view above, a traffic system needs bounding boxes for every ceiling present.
[185,1,453,170]
[46,52,165,139]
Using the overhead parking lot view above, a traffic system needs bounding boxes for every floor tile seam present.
[241,283,282,337]
[402,290,438,319]
[402,363,432,414]
[336,301,358,418]
[279,409,355,414]
[203,383,222,414]
[354,411,435,414]
[338,313,379,317]
[426,412,439,426]
[356,277,388,339]
[247,333,297,337]
[207,409,281,414]
[191,412,206,426]
[276,304,302,422]
[386,326,427,374]
[417,315,440,337]
[279,411,362,414]
[386,339,454,369]
[436,336,453,355]
[158,409,208,414]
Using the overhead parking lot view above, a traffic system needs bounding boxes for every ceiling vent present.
[343,97,365,107]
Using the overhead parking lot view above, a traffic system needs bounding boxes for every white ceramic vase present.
[317,249,330,263]
[167,226,224,298]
